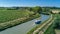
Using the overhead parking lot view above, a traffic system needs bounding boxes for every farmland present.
[0,8,40,31]
[0,10,34,23]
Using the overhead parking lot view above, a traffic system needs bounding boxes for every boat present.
[35,20,41,24]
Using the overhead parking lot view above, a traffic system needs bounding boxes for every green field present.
[0,9,40,31]
[0,10,34,23]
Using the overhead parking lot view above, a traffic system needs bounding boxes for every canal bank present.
[27,14,51,34]
[0,14,50,34]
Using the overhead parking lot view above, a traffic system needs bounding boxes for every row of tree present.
[0,6,51,14]
[26,6,51,14]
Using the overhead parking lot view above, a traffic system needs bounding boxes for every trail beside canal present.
[33,14,55,34]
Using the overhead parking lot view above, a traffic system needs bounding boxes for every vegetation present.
[0,13,40,31]
[44,14,60,34]
[32,6,42,14]
[53,14,60,29]
[0,6,59,32]
[26,7,60,34]
[0,7,41,31]
[27,15,51,34]
[44,23,56,34]
[0,10,34,23]
[25,6,42,14]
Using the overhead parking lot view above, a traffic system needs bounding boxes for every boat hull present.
[35,21,41,24]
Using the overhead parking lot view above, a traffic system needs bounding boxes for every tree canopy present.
[32,6,42,14]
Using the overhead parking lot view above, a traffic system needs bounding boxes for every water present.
[0,14,49,34]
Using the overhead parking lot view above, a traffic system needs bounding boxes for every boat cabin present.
[35,20,41,24]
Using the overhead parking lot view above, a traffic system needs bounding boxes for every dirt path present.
[38,17,55,34]
[55,29,60,34]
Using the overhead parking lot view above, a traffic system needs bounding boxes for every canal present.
[0,14,50,34]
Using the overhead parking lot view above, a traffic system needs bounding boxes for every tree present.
[54,18,60,29]
[32,6,42,14]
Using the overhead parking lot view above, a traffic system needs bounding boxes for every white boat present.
[35,20,41,24]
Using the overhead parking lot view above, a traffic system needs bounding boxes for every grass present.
[44,23,56,34]
[53,14,60,34]
[0,9,40,31]
[0,10,34,23]
[44,14,56,34]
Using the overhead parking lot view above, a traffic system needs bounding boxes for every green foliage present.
[44,24,56,34]
[42,8,50,12]
[44,14,60,34]
[0,9,40,31]
[42,8,51,14]
[0,10,34,23]
[53,14,60,29]
[32,6,42,14]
